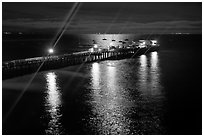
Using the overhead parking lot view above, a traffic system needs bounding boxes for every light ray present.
[52,2,81,49]
[3,2,81,124]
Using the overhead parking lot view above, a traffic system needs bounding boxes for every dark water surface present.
[2,34,202,135]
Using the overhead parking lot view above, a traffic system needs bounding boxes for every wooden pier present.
[2,47,158,80]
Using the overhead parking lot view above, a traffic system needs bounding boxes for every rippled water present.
[44,72,63,134]
[2,35,202,135]
[2,52,167,135]
[86,52,165,134]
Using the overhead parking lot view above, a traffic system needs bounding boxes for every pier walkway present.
[2,47,158,80]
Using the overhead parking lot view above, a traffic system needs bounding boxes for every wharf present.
[2,47,158,80]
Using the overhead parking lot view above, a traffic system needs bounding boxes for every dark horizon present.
[2,2,202,34]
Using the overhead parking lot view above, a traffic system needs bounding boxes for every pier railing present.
[2,47,158,80]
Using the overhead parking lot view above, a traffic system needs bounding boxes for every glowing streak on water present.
[90,62,131,134]
[44,72,63,135]
[149,51,162,96]
[151,52,158,69]
[138,55,148,92]
[138,52,162,96]
[135,53,165,134]
[92,63,100,90]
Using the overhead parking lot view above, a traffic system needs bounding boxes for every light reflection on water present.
[89,62,132,134]
[89,51,165,134]
[149,52,162,96]
[89,61,136,135]
[138,52,162,96]
[44,72,63,135]
[92,63,100,90]
[40,51,163,135]
[136,51,165,134]
[138,55,148,92]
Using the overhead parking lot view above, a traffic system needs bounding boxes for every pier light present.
[48,48,54,54]
[151,40,157,43]
[151,40,157,46]
[94,44,98,48]
[90,48,94,52]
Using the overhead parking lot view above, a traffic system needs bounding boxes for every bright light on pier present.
[151,40,158,46]
[90,48,94,52]
[94,44,98,48]
[48,48,54,54]
[110,42,114,46]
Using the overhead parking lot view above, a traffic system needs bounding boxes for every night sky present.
[2,2,202,34]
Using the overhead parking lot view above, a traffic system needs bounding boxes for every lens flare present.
[48,48,54,54]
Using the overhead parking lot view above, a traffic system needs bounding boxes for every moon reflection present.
[44,72,63,135]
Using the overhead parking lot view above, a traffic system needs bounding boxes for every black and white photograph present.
[2,1,202,135]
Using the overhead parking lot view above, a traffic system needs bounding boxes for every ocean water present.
[2,34,202,135]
